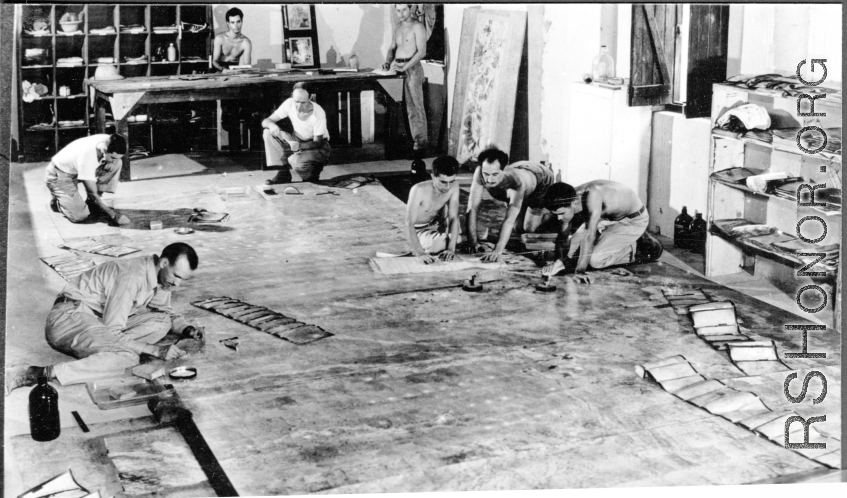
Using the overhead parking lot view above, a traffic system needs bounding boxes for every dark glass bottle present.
[691,212,708,255]
[674,206,693,250]
[410,158,428,184]
[29,376,60,442]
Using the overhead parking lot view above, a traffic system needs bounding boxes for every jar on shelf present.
[591,45,615,83]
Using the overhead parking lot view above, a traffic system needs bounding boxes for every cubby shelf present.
[16,4,212,161]
[705,83,842,326]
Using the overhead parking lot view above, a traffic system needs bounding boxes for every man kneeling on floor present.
[541,180,663,283]
[5,243,204,395]
[464,147,557,263]
[46,133,130,225]
[264,82,331,184]
[405,156,461,264]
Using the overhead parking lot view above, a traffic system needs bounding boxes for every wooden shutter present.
[684,4,729,118]
[629,4,681,107]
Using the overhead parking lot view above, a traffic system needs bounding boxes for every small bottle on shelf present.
[591,45,615,83]
[167,43,177,62]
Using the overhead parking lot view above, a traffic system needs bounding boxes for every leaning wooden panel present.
[448,8,526,165]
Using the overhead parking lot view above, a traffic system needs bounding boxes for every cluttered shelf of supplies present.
[705,76,841,299]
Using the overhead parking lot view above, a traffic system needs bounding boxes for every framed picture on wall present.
[289,37,315,67]
[285,4,312,30]
[281,4,320,69]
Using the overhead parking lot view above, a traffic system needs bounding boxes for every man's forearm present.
[406,218,427,256]
[447,218,459,252]
[555,233,570,265]
[494,218,515,254]
[466,209,479,245]
[385,46,396,65]
[576,233,597,272]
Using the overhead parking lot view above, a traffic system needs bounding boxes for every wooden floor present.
[4,155,842,496]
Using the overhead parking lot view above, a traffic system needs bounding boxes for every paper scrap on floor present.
[369,255,506,275]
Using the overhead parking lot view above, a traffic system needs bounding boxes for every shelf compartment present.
[709,224,837,273]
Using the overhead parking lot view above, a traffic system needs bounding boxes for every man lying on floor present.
[45,133,130,225]
[541,180,663,283]
[5,243,203,395]
[464,147,557,263]
[405,156,461,264]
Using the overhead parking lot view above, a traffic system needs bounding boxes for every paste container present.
[86,376,175,410]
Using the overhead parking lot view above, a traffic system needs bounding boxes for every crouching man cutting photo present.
[541,180,663,283]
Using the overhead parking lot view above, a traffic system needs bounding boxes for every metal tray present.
[86,376,175,410]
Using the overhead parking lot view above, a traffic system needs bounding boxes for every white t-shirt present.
[270,98,330,142]
[51,134,110,181]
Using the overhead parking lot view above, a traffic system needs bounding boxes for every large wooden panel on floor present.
[7,171,842,493]
[448,8,527,165]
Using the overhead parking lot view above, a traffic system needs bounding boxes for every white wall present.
[735,4,841,84]
[315,4,394,70]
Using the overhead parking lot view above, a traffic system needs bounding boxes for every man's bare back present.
[576,180,643,222]
[479,166,540,205]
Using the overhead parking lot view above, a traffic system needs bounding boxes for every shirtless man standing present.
[213,8,252,150]
[465,148,556,263]
[405,156,461,264]
[383,4,428,162]
[541,180,663,282]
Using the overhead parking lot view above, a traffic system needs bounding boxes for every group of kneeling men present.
[21,82,661,397]
[406,149,663,281]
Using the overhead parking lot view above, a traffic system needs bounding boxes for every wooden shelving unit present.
[705,83,841,324]
[16,4,212,161]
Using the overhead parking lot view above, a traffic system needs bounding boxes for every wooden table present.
[87,70,404,181]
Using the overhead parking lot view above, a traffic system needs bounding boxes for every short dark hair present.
[543,182,578,211]
[432,156,459,177]
[226,8,243,22]
[161,242,199,270]
[293,81,312,96]
[107,134,127,155]
[477,148,509,169]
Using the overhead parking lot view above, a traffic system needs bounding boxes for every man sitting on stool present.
[45,133,130,225]
[264,82,331,184]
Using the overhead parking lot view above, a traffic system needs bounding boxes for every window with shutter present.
[629,4,729,119]
[629,4,681,107]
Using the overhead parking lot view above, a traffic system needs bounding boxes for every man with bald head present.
[263,82,331,184]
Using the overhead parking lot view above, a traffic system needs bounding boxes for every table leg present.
[116,119,131,182]
[350,90,362,148]
[95,96,107,133]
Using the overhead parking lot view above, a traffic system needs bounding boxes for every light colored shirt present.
[60,254,189,354]
[270,98,330,142]
[50,134,111,181]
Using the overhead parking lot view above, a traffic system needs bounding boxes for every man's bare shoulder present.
[214,32,228,41]
[411,20,427,34]
[408,180,434,200]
